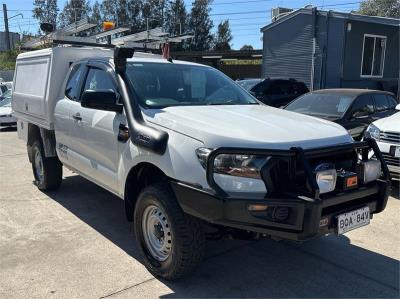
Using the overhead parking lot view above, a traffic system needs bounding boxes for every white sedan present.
[365,104,400,180]
[0,90,16,127]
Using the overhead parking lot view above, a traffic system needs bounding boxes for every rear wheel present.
[134,183,205,280]
[31,140,62,190]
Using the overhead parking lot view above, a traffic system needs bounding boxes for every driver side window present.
[350,95,374,117]
[84,68,117,93]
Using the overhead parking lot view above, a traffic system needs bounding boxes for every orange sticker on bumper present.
[346,176,358,187]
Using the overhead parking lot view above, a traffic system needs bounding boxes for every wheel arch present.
[124,162,171,221]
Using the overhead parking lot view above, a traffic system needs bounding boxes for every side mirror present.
[396,104,400,111]
[81,90,122,113]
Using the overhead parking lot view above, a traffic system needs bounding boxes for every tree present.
[164,0,187,35]
[240,44,254,51]
[188,0,213,51]
[142,0,166,29]
[89,1,102,33]
[33,0,58,31]
[58,0,91,29]
[214,20,232,50]
[358,0,399,18]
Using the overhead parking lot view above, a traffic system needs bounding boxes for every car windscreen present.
[285,93,353,118]
[237,79,263,91]
[0,97,11,107]
[125,62,258,108]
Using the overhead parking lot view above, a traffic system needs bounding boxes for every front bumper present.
[376,141,400,178]
[0,115,17,127]
[172,179,390,241]
[172,139,391,241]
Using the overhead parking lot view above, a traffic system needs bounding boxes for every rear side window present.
[65,64,85,101]
[374,94,395,111]
[0,85,7,93]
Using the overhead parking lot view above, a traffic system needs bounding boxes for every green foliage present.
[188,0,214,51]
[240,44,254,51]
[33,0,59,31]
[58,0,92,29]
[358,0,400,18]
[31,0,215,51]
[214,20,232,50]
[0,50,22,71]
[164,0,187,35]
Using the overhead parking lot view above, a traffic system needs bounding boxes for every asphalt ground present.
[0,128,399,298]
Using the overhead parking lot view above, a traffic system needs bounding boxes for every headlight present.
[359,160,381,183]
[196,148,268,194]
[365,124,380,141]
[315,163,337,194]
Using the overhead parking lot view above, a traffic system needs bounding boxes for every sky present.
[1,0,362,49]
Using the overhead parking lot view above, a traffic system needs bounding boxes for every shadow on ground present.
[390,181,399,199]
[46,175,399,298]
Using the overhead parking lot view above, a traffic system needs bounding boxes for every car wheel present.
[134,183,205,280]
[31,140,62,190]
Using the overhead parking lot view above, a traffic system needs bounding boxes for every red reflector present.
[346,176,358,187]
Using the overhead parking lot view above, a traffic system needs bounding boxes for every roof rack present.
[22,19,194,52]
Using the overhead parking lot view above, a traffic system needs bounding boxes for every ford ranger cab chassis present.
[13,46,391,280]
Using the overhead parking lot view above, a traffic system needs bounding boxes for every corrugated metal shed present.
[262,11,313,88]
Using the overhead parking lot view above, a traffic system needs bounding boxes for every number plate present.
[394,146,400,158]
[337,207,370,235]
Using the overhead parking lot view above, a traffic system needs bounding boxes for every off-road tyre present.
[134,182,205,280]
[31,140,62,190]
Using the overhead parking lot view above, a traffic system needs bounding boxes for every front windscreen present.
[285,93,353,118]
[125,62,258,108]
[237,79,263,91]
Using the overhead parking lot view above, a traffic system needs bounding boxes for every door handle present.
[72,112,82,121]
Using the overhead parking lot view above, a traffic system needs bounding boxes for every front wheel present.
[134,183,205,280]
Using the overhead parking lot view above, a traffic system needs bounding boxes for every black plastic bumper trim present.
[171,179,390,241]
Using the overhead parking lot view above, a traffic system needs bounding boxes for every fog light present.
[359,160,381,183]
[248,204,268,211]
[315,163,337,194]
[272,207,289,221]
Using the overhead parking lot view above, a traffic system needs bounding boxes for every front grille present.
[379,131,400,144]
[382,153,400,167]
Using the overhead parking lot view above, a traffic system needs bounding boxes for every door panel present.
[53,97,71,164]
[68,66,121,191]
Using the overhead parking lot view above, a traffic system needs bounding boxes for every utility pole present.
[2,3,11,51]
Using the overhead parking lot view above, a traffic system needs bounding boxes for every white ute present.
[13,45,391,279]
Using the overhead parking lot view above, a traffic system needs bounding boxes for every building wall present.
[0,32,20,52]
[341,20,399,93]
[262,13,313,88]
[321,15,346,89]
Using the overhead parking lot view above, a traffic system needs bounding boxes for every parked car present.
[285,89,399,140]
[0,91,16,127]
[236,78,263,92]
[0,83,8,97]
[365,109,400,180]
[13,46,390,280]
[246,78,309,107]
